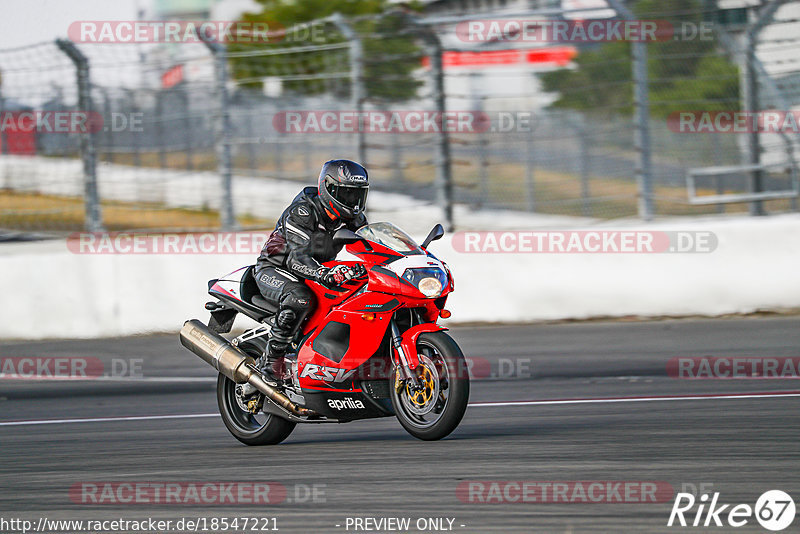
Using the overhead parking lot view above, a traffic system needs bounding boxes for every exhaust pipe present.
[179,319,315,417]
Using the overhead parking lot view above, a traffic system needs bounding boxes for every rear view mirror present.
[332,228,361,245]
[421,224,445,248]
[333,228,372,250]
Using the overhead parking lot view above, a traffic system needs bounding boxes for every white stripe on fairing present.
[274,268,300,282]
[387,254,444,276]
[285,222,310,240]
[1,391,797,427]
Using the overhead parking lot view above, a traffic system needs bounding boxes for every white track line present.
[0,390,797,427]
[0,413,217,427]
[469,391,800,407]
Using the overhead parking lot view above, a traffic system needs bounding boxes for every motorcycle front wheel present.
[390,331,470,441]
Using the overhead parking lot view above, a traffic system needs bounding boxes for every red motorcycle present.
[180,222,469,444]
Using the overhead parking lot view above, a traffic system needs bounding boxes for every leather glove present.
[318,264,357,289]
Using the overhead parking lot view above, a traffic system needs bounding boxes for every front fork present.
[389,319,447,389]
[390,319,419,386]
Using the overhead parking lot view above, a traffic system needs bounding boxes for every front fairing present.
[345,240,452,300]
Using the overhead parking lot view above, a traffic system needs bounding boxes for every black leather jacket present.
[256,187,367,280]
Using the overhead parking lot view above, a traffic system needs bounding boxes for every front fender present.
[399,323,447,369]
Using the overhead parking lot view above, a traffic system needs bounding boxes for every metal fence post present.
[470,73,489,207]
[579,118,591,218]
[424,33,454,231]
[331,14,366,166]
[124,88,141,168]
[0,88,6,159]
[182,84,194,171]
[631,41,654,220]
[100,88,114,164]
[201,35,237,231]
[155,90,166,169]
[55,38,103,232]
[742,1,787,216]
[524,117,536,212]
[717,15,798,212]
[606,0,653,221]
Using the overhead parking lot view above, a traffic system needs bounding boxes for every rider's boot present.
[262,308,297,387]
[263,335,290,386]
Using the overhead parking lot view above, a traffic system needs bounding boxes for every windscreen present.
[356,222,423,254]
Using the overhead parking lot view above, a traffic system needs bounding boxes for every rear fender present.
[399,323,447,370]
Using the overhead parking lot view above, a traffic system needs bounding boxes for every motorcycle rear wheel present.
[390,331,470,441]
[216,342,296,446]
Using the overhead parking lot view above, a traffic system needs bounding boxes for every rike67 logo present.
[668,490,795,531]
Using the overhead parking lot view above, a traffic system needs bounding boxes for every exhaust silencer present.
[179,319,314,417]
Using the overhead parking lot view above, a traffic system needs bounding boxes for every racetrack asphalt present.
[1,317,799,533]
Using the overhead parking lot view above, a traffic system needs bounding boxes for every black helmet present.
[317,159,369,220]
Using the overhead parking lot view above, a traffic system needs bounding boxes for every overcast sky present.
[0,0,147,49]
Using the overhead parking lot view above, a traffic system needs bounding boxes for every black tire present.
[215,342,296,446]
[390,331,470,441]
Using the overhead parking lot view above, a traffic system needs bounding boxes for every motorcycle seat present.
[241,265,278,315]
[250,294,277,314]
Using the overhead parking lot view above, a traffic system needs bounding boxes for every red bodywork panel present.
[288,237,453,393]
[297,290,402,391]
[399,323,447,369]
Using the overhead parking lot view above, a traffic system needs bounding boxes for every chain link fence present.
[0,1,798,233]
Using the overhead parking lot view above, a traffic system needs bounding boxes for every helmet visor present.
[326,182,368,211]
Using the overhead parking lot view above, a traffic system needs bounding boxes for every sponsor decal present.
[291,263,320,278]
[259,274,285,289]
[299,364,356,383]
[327,397,366,410]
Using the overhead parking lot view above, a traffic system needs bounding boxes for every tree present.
[540,0,740,118]
[229,0,423,102]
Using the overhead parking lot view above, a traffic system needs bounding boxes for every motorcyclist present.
[255,159,369,383]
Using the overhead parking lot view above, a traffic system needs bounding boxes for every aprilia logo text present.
[327,398,365,410]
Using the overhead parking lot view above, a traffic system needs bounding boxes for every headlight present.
[402,267,447,298]
[418,277,443,297]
